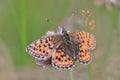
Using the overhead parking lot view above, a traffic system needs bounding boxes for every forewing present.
[69,31,96,50]
[52,43,75,70]
[26,35,62,60]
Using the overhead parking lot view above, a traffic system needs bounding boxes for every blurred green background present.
[0,0,120,80]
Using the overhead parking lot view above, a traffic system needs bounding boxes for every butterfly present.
[26,27,96,70]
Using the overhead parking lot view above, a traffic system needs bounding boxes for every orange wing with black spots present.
[52,43,75,70]
[26,35,62,60]
[69,31,96,50]
[77,45,92,64]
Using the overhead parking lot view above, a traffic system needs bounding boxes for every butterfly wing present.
[69,31,96,50]
[52,43,75,70]
[36,57,51,66]
[26,34,62,60]
[77,45,92,64]
[68,31,94,64]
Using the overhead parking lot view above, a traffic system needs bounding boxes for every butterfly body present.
[61,27,78,58]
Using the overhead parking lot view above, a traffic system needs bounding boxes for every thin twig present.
[69,69,74,80]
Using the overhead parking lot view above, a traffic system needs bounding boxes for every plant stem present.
[69,69,74,80]
[87,64,91,80]
[19,0,27,48]
[9,0,28,65]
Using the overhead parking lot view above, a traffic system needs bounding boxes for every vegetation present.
[0,0,119,80]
